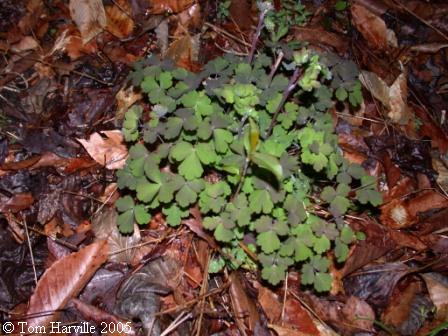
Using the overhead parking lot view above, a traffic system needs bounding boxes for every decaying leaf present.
[351,4,396,50]
[229,272,260,331]
[422,273,448,320]
[148,0,195,15]
[24,240,108,329]
[69,0,107,43]
[105,0,134,39]
[359,70,410,124]
[77,130,128,170]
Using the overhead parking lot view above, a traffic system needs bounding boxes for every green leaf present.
[163,204,187,226]
[330,195,350,216]
[284,195,307,226]
[159,71,173,89]
[356,188,383,206]
[335,239,349,262]
[176,179,204,207]
[261,264,287,285]
[136,181,161,203]
[134,204,151,225]
[335,87,348,101]
[116,196,134,212]
[257,231,281,253]
[313,235,331,254]
[117,210,134,233]
[214,222,234,242]
[164,117,183,139]
[251,152,283,181]
[249,189,274,214]
[208,257,226,273]
[314,272,332,292]
[340,226,355,244]
[214,129,233,153]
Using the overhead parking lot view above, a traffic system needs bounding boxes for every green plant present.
[217,0,231,22]
[264,0,310,42]
[116,50,381,292]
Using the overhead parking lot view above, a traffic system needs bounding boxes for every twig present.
[267,67,303,136]
[194,252,211,336]
[154,282,230,317]
[23,218,38,286]
[204,22,252,48]
[281,271,288,324]
[268,51,284,84]
[160,311,192,336]
[247,9,267,64]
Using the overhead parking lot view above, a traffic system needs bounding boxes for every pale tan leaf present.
[25,240,108,328]
[422,273,448,320]
[69,0,107,43]
[359,70,390,106]
[388,72,409,124]
[77,130,128,170]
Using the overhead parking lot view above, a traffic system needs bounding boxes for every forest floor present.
[0,0,448,335]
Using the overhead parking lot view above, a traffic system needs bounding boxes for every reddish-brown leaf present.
[0,192,34,213]
[229,272,260,331]
[148,0,195,14]
[351,4,389,50]
[283,298,320,335]
[24,240,108,328]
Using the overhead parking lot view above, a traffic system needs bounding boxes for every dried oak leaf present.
[23,240,108,329]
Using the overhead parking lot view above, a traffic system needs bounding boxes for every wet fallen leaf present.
[24,240,108,328]
[77,130,128,170]
[255,282,282,323]
[69,0,107,43]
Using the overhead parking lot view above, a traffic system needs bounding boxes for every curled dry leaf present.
[24,240,108,329]
[69,0,107,43]
[77,130,128,170]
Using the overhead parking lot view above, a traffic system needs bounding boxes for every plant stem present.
[232,158,250,200]
[266,66,302,136]
[247,10,267,64]
[268,51,284,84]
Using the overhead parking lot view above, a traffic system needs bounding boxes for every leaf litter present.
[0,0,448,335]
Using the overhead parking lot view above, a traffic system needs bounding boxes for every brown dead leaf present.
[293,27,348,54]
[255,283,282,323]
[381,190,448,229]
[11,36,39,53]
[105,0,134,39]
[69,0,107,43]
[77,130,128,170]
[24,240,108,329]
[148,0,195,14]
[0,192,34,213]
[229,272,260,331]
[351,4,395,50]
[283,298,320,335]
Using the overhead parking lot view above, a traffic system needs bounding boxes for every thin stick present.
[204,22,252,48]
[195,252,211,336]
[281,271,288,325]
[160,311,192,336]
[23,219,38,286]
[267,67,302,136]
[247,10,267,64]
